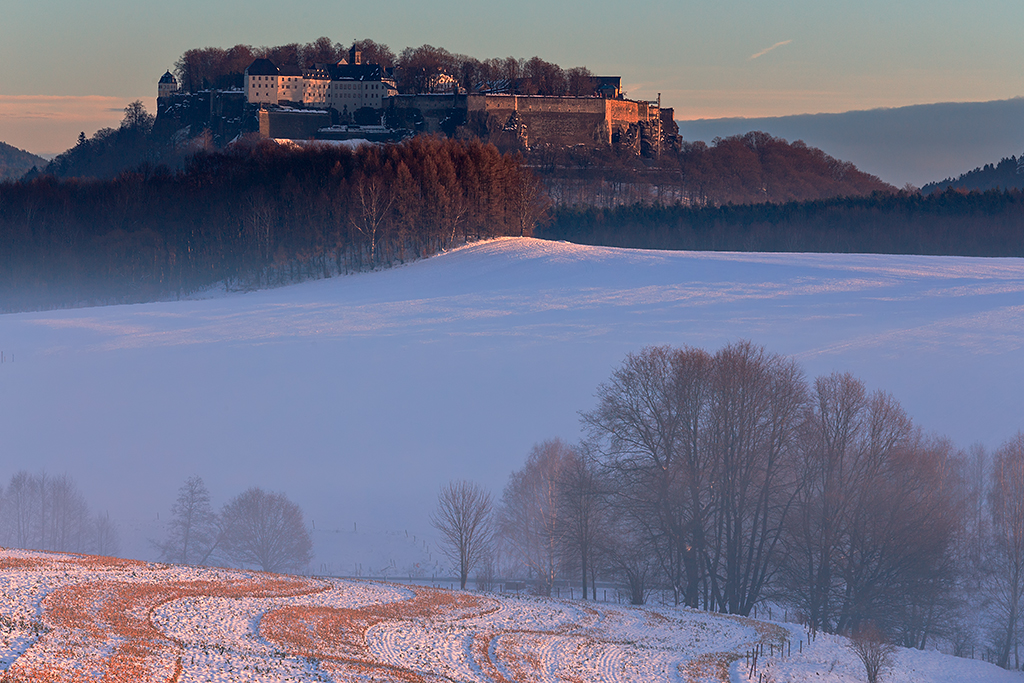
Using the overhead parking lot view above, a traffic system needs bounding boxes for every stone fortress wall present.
[387,93,667,155]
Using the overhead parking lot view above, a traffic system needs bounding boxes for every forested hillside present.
[0,141,47,181]
[0,137,545,311]
[922,156,1024,194]
[677,132,894,203]
[531,132,894,208]
[41,101,165,180]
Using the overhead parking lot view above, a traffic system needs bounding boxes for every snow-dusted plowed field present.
[0,549,1016,682]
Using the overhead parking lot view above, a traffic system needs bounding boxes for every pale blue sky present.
[2,0,1023,154]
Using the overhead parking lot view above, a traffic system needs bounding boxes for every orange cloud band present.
[0,95,153,156]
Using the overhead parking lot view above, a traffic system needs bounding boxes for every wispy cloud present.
[749,40,792,60]
[0,95,150,155]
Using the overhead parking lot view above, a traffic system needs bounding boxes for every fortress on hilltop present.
[155,48,680,156]
[241,49,399,110]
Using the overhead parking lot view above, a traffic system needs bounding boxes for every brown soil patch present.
[679,613,791,683]
[0,557,48,571]
[260,585,499,682]
[3,565,323,683]
[681,651,742,683]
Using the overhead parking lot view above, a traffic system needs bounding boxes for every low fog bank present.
[1,239,1022,576]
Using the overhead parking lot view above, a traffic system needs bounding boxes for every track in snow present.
[0,549,1017,683]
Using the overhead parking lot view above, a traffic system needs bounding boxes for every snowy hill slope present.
[0,548,1017,683]
[1,238,1023,569]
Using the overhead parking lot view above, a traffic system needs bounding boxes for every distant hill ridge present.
[678,98,1024,187]
[0,141,47,181]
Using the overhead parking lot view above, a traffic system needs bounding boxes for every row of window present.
[248,77,388,89]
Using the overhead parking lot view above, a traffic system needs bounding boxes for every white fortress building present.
[244,50,397,112]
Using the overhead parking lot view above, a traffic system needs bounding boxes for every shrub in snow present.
[848,622,898,683]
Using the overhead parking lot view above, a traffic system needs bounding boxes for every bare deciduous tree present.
[786,372,870,633]
[350,167,395,266]
[785,374,961,638]
[505,165,549,237]
[431,480,493,590]
[704,341,806,616]
[4,471,38,548]
[157,476,219,566]
[584,342,804,614]
[990,432,1024,669]
[601,510,658,605]
[583,345,703,607]
[557,445,606,600]
[1,471,90,553]
[500,439,574,595]
[92,511,120,557]
[220,487,313,573]
[965,443,990,570]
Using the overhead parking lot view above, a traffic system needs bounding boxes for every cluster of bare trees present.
[431,441,597,598]
[576,343,811,613]
[524,133,889,215]
[1,136,548,312]
[981,434,1024,668]
[155,476,312,574]
[677,133,893,205]
[396,46,595,96]
[172,37,596,97]
[341,136,548,265]
[431,342,1024,668]
[0,471,120,556]
[785,374,961,642]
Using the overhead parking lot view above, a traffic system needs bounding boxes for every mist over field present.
[1,238,1021,571]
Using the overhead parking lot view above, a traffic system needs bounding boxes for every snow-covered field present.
[1,238,1023,572]
[0,548,1015,682]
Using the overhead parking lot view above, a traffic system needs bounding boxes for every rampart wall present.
[387,94,464,133]
[258,92,669,155]
[258,109,332,139]
[466,95,661,152]
[468,95,610,146]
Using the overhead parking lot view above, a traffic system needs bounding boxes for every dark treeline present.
[0,136,546,312]
[445,342,1024,666]
[540,189,1024,257]
[922,156,1024,195]
[176,37,596,96]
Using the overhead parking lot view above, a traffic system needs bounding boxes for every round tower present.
[158,70,179,98]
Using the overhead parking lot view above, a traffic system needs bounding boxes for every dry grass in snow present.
[0,548,1017,682]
